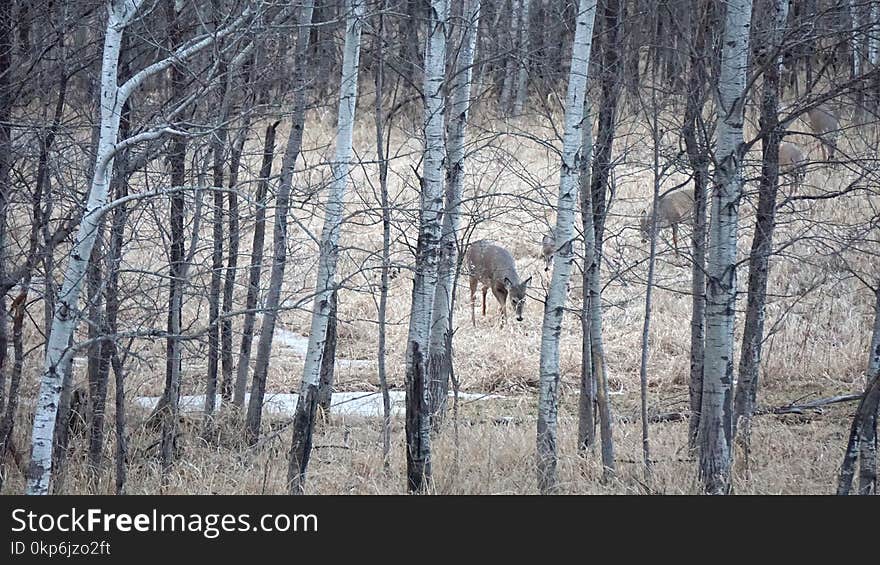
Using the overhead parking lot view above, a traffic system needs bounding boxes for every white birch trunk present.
[850,0,861,78]
[698,0,752,495]
[870,287,880,379]
[405,0,449,493]
[426,0,481,427]
[536,0,598,494]
[26,0,254,495]
[870,3,879,68]
[288,0,363,494]
[25,0,141,496]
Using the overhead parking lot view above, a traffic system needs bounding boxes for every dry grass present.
[1,105,876,495]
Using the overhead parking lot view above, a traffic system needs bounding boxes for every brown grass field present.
[2,103,878,495]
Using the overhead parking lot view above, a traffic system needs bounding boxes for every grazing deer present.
[466,239,532,326]
[778,140,806,188]
[639,189,695,255]
[541,230,556,272]
[806,106,839,161]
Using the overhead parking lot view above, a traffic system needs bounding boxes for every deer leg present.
[491,286,507,327]
[482,286,488,317]
[672,224,679,256]
[470,276,477,327]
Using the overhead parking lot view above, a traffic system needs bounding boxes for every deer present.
[466,239,532,326]
[778,140,807,189]
[541,230,556,272]
[806,105,839,161]
[639,189,695,255]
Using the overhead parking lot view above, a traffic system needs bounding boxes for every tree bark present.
[733,0,789,461]
[373,3,392,467]
[537,0,598,494]
[288,0,363,494]
[577,95,596,451]
[857,285,880,494]
[426,0,481,430]
[698,0,752,495]
[838,371,880,495]
[26,0,143,495]
[316,289,339,411]
[589,0,623,258]
[26,0,254,494]
[500,0,522,112]
[405,0,450,493]
[682,0,713,451]
[513,0,532,115]
[246,0,316,444]
[160,0,187,479]
[234,122,277,408]
[205,53,231,428]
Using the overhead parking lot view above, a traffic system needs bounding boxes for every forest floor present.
[3,109,877,494]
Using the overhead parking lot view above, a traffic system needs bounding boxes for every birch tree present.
[857,284,880,494]
[405,0,449,493]
[536,0,598,494]
[245,0,316,444]
[577,94,615,477]
[287,0,364,494]
[682,0,714,449]
[26,0,255,495]
[733,0,789,460]
[426,0,481,429]
[698,0,753,495]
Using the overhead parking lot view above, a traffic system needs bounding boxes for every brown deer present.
[778,140,807,188]
[541,230,556,272]
[466,239,532,326]
[806,106,839,161]
[639,189,695,255]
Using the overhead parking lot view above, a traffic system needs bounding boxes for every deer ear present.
[640,209,646,217]
[504,277,513,288]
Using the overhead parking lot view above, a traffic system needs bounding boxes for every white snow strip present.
[133,390,503,419]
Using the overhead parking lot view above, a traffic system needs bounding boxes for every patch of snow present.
[133,390,503,419]
[271,329,373,370]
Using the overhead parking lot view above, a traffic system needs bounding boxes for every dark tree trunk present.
[682,0,713,450]
[733,0,789,458]
[590,0,623,257]
[316,289,338,411]
[161,0,188,475]
[221,105,250,402]
[85,224,108,489]
[838,371,880,495]
[234,122,278,408]
[246,0,316,444]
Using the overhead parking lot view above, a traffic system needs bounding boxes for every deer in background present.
[466,239,532,326]
[806,105,839,161]
[639,189,695,255]
[778,140,807,189]
[541,230,556,272]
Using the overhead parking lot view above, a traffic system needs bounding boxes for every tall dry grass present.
[2,105,876,494]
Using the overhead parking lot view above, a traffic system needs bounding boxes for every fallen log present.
[762,393,863,415]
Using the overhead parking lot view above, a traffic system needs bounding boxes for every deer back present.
[467,240,521,287]
[541,231,555,262]
[779,141,806,171]
[655,190,695,228]
[808,107,839,136]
